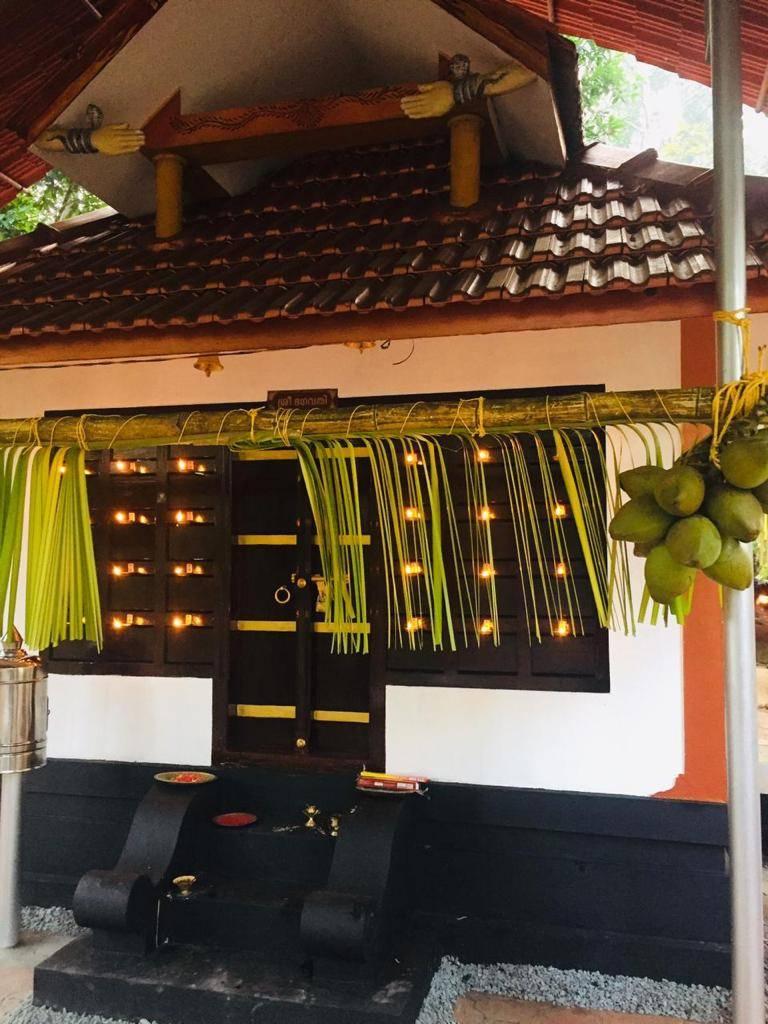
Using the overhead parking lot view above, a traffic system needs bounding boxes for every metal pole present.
[709,3,765,1022]
[0,772,22,948]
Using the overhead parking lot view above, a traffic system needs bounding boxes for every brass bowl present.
[154,771,216,786]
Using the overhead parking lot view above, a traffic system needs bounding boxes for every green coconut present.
[653,465,705,516]
[703,485,763,542]
[619,465,667,500]
[703,536,754,590]
[752,477,768,513]
[664,515,722,569]
[644,545,697,604]
[719,436,768,489]
[609,495,675,546]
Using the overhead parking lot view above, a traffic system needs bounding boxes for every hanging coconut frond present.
[0,446,32,641]
[0,446,102,652]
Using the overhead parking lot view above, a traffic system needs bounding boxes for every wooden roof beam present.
[142,87,489,166]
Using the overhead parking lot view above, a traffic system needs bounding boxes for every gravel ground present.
[416,957,732,1024]
[1,907,745,1024]
[20,908,87,939]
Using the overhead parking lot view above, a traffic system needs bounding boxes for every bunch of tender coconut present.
[609,434,768,605]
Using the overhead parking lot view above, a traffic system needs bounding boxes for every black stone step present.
[164,879,311,958]
[208,818,335,886]
[35,935,435,1024]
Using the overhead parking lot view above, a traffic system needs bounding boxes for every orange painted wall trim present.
[655,317,727,803]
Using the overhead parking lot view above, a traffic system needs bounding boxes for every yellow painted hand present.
[400,81,455,120]
[91,123,145,155]
[38,121,145,156]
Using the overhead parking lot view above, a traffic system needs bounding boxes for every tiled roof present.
[513,0,768,113]
[0,137,765,343]
[0,0,167,207]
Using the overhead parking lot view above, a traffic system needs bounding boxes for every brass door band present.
[230,704,370,724]
[235,534,298,546]
[314,622,370,635]
[234,534,370,546]
[235,448,370,462]
[232,620,296,632]
[230,620,370,635]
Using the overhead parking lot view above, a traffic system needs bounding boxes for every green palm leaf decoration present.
[0,412,682,655]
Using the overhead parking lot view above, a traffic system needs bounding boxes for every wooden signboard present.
[267,389,338,411]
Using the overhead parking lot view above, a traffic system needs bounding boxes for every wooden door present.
[221,450,383,768]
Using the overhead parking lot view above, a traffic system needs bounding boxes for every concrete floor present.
[0,931,71,1020]
[454,996,693,1023]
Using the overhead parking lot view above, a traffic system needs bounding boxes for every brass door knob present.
[295,737,307,750]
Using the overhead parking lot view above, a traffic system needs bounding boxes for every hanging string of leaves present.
[0,445,102,651]
[273,426,677,648]
[0,411,684,654]
[0,446,32,641]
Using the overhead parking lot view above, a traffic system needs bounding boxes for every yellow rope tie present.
[75,414,92,452]
[49,416,75,449]
[611,393,635,425]
[297,406,321,442]
[107,414,147,452]
[178,410,197,446]
[346,405,366,438]
[400,402,426,435]
[476,396,486,438]
[710,308,768,465]
[213,409,247,448]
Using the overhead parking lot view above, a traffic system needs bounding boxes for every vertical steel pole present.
[709,3,765,1022]
[0,772,22,948]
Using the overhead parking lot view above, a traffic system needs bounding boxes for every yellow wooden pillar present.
[154,153,185,239]
[449,114,482,208]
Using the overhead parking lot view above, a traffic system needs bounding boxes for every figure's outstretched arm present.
[400,59,537,120]
[38,122,145,156]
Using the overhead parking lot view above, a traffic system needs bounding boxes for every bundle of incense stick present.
[356,771,429,794]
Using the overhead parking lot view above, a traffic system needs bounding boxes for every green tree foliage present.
[0,169,105,241]
[572,37,642,147]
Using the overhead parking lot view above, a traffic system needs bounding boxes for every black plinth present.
[35,936,435,1024]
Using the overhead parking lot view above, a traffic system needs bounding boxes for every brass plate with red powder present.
[154,770,217,786]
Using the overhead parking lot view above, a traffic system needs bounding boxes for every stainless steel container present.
[0,630,48,947]
[0,631,47,775]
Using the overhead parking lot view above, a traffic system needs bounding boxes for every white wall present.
[0,321,685,793]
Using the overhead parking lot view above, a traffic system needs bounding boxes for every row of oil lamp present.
[402,501,567,522]
[403,615,572,638]
[108,504,568,527]
[109,612,573,639]
[403,560,570,578]
[111,612,208,631]
[84,458,212,476]
[111,509,212,525]
[109,562,208,577]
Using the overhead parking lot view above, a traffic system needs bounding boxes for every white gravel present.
[20,907,87,939]
[416,957,732,1023]
[4,907,744,1024]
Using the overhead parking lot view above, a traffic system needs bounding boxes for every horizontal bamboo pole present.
[0,388,715,450]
